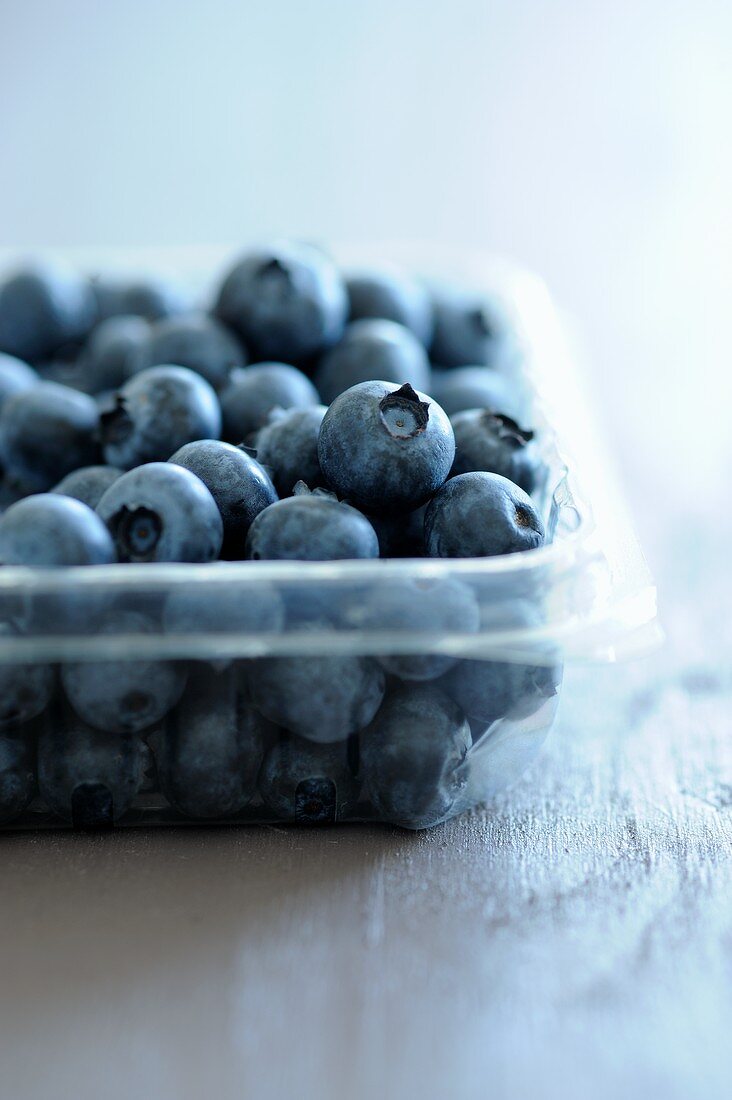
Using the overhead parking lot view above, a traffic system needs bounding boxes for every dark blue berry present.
[61,611,188,733]
[245,483,378,561]
[51,465,124,510]
[248,654,385,744]
[220,362,319,443]
[439,657,561,730]
[37,705,146,826]
[252,405,326,497]
[0,262,96,362]
[100,364,221,468]
[91,275,187,322]
[425,472,545,558]
[97,462,223,563]
[318,381,454,515]
[79,314,149,393]
[0,624,54,729]
[168,439,277,558]
[215,242,347,363]
[0,352,38,411]
[314,319,430,404]
[366,505,426,558]
[0,380,100,492]
[163,570,285,638]
[346,268,433,345]
[430,287,515,369]
[151,665,265,818]
[359,684,471,829]
[431,366,524,420]
[0,494,116,566]
[259,734,359,823]
[0,729,36,825]
[138,311,245,391]
[451,410,540,492]
[342,576,479,680]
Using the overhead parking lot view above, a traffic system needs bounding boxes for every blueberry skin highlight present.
[0,381,100,491]
[248,655,385,744]
[220,362,319,443]
[79,315,149,393]
[342,575,480,681]
[258,734,360,823]
[0,353,38,411]
[359,684,471,829]
[97,463,223,563]
[430,288,513,369]
[245,485,379,562]
[314,319,430,405]
[138,311,245,392]
[425,472,545,558]
[151,665,265,819]
[0,263,96,362]
[0,494,116,566]
[51,465,124,510]
[100,364,222,469]
[431,366,523,421]
[0,623,55,730]
[451,410,540,492]
[439,658,562,730]
[318,381,455,515]
[168,439,277,558]
[37,706,146,827]
[253,405,326,497]
[0,730,36,824]
[61,611,188,734]
[215,242,348,363]
[346,268,433,346]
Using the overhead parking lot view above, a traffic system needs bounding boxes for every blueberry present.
[97,462,223,563]
[163,571,285,637]
[100,364,221,469]
[79,314,149,393]
[439,658,562,730]
[451,410,540,492]
[0,381,100,492]
[138,311,245,391]
[151,664,265,818]
[215,242,348,363]
[314,319,430,405]
[168,439,277,558]
[359,684,471,829]
[91,275,187,322]
[246,483,379,562]
[220,362,319,443]
[366,505,426,558]
[61,610,188,734]
[342,576,480,681]
[252,405,326,497]
[0,624,54,729]
[346,268,433,345]
[0,494,116,566]
[430,287,517,369]
[431,366,524,420]
[51,465,124,510]
[0,352,38,411]
[258,734,360,823]
[0,730,36,825]
[318,381,455,515]
[37,705,146,827]
[248,655,385,744]
[0,262,96,362]
[425,472,545,558]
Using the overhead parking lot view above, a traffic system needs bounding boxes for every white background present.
[1,0,731,555]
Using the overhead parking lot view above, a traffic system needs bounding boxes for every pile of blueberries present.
[0,242,558,830]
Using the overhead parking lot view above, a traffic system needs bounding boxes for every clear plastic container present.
[0,245,659,831]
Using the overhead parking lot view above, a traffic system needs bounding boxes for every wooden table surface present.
[0,371,729,1100]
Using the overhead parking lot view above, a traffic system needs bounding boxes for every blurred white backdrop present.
[1,0,731,549]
